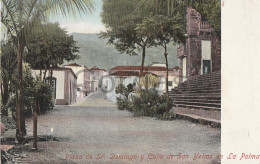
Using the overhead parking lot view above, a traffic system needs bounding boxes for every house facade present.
[89,66,108,92]
[109,65,179,91]
[32,68,77,105]
[178,7,221,83]
[106,71,139,103]
[106,65,179,103]
[64,63,92,100]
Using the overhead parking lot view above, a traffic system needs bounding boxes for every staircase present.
[169,72,221,111]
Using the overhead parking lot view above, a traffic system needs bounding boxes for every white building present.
[32,68,77,105]
[64,63,92,101]
[89,66,108,92]
[106,71,139,103]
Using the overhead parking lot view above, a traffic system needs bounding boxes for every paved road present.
[23,90,220,164]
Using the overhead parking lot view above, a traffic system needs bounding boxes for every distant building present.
[89,66,108,92]
[109,65,179,91]
[106,65,179,103]
[32,68,77,105]
[178,7,221,83]
[64,63,92,101]
[106,71,157,103]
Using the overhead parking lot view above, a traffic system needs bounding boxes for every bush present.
[157,112,177,121]
[116,97,131,111]
[131,89,173,117]
[33,81,54,114]
[5,67,53,119]
[115,83,134,111]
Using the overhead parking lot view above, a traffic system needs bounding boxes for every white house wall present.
[158,76,179,93]
[106,76,138,103]
[31,70,65,99]
[65,66,84,85]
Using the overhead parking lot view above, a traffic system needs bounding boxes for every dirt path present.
[21,91,220,164]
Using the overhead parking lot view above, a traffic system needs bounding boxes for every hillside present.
[64,33,179,69]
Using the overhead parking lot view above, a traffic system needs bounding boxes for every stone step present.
[171,110,221,128]
[174,101,221,107]
[176,86,221,92]
[176,89,221,94]
[175,103,221,110]
[169,93,221,98]
[180,81,221,87]
[182,73,220,80]
[173,98,221,103]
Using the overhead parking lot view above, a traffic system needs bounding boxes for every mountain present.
[64,33,179,70]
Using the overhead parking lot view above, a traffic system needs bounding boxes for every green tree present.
[101,0,154,77]
[25,22,79,82]
[139,0,221,39]
[136,14,185,113]
[1,41,17,107]
[1,0,94,142]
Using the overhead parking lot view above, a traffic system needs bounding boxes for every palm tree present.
[1,0,94,143]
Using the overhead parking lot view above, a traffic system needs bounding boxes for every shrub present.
[131,89,173,117]
[5,67,53,119]
[157,112,177,121]
[116,97,131,111]
[115,83,134,111]
[33,81,54,114]
[115,83,134,99]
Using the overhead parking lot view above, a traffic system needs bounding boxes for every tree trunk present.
[164,44,170,114]
[33,103,37,150]
[50,67,53,86]
[39,69,42,81]
[16,40,26,143]
[43,64,48,82]
[140,46,146,77]
[1,77,9,106]
[37,98,41,115]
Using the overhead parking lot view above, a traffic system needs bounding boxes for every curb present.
[174,112,221,128]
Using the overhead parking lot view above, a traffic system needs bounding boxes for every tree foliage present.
[25,23,79,70]
[5,66,53,118]
[139,0,221,39]
[1,0,94,141]
[1,41,17,106]
[101,0,156,76]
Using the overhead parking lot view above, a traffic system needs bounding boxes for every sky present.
[50,0,105,34]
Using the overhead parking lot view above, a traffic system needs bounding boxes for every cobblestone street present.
[21,90,221,163]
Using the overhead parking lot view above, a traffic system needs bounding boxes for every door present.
[70,81,72,104]
[201,40,212,74]
[182,57,187,81]
[203,60,211,74]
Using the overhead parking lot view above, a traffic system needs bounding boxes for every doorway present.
[203,60,211,74]
[201,40,212,74]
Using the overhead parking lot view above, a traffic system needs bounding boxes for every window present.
[168,81,173,87]
[115,77,125,87]
[45,77,57,99]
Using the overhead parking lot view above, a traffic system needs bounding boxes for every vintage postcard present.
[0,0,259,164]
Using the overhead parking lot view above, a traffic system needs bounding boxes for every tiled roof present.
[173,66,179,70]
[64,63,81,67]
[110,66,173,71]
[90,67,106,71]
[110,71,157,77]
[33,67,77,79]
